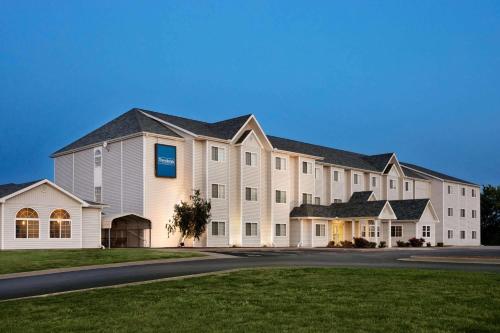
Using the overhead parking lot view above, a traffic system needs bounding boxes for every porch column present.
[375,220,380,246]
[388,220,392,248]
[351,220,355,241]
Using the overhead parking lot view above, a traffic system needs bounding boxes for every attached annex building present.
[45,108,480,248]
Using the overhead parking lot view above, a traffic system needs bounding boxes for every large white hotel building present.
[40,108,477,248]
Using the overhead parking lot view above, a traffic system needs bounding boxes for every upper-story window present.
[275,190,287,204]
[390,179,396,189]
[371,177,377,187]
[405,181,410,192]
[461,187,466,196]
[447,185,453,194]
[245,152,257,167]
[472,189,477,197]
[448,208,453,217]
[275,157,286,170]
[94,149,102,168]
[245,187,258,201]
[302,193,312,204]
[333,170,339,182]
[472,210,477,218]
[315,168,320,179]
[460,209,466,218]
[353,173,359,185]
[211,146,225,162]
[211,184,226,199]
[15,208,39,239]
[302,161,312,174]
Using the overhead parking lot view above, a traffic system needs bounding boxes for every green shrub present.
[353,237,370,248]
[426,242,431,247]
[409,237,425,247]
[340,240,353,248]
[327,241,336,248]
[379,241,386,248]
[368,242,377,248]
[437,242,444,247]
[396,240,410,247]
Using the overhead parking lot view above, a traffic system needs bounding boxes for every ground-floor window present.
[391,225,402,237]
[422,225,431,238]
[15,208,39,239]
[448,230,453,239]
[275,224,286,237]
[211,221,225,236]
[50,209,71,238]
[315,224,326,237]
[368,221,375,238]
[460,230,466,239]
[245,223,258,236]
[472,231,477,239]
[361,225,366,237]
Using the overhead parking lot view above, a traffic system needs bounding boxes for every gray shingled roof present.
[0,180,42,199]
[235,130,252,144]
[389,199,430,221]
[141,109,252,140]
[267,136,384,172]
[401,165,428,180]
[290,200,388,219]
[52,109,182,156]
[401,162,476,186]
[362,153,394,172]
[349,191,374,203]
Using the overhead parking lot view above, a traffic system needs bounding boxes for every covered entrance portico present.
[101,214,152,248]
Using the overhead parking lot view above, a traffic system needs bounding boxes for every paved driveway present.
[1,246,499,301]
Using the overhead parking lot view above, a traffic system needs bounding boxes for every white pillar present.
[388,220,392,248]
[375,220,380,246]
[351,220,355,241]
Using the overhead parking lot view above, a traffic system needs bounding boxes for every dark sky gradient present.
[1,1,499,185]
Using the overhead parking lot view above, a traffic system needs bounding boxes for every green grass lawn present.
[0,249,203,275]
[1,268,499,333]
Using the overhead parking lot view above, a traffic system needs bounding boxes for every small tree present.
[167,190,211,244]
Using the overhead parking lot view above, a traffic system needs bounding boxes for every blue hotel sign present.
[155,144,176,178]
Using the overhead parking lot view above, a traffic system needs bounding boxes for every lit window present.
[314,197,321,205]
[94,186,102,203]
[245,223,258,236]
[275,190,286,204]
[275,224,286,237]
[211,184,226,199]
[315,224,326,237]
[275,157,286,170]
[333,171,339,182]
[245,187,258,201]
[422,225,431,238]
[211,221,225,236]
[211,146,225,162]
[15,208,39,239]
[94,149,102,168]
[460,230,466,239]
[302,193,312,204]
[302,161,312,174]
[447,208,453,217]
[472,231,477,239]
[448,230,454,239]
[368,221,375,237]
[245,152,257,166]
[391,225,402,237]
[50,209,71,239]
[353,174,359,185]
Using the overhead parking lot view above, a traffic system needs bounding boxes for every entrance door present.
[332,223,344,244]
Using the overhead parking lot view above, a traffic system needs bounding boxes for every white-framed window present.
[302,193,312,204]
[391,225,402,237]
[245,222,258,236]
[422,225,431,238]
[314,197,321,205]
[50,209,71,239]
[472,231,477,239]
[245,187,258,201]
[461,187,466,196]
[353,173,359,185]
[211,184,226,199]
[15,208,39,239]
[245,152,257,167]
[361,225,366,237]
[211,221,225,236]
[94,149,102,168]
[372,177,377,187]
[333,199,342,203]
[448,230,454,239]
[447,185,452,194]
[315,224,326,237]
[390,179,396,189]
[302,161,313,174]
[333,170,339,182]
[211,146,225,162]
[94,186,102,203]
[405,181,410,192]
[275,190,287,204]
[315,167,320,179]
[460,209,466,218]
[472,189,477,197]
[460,230,466,239]
[472,210,477,218]
[447,208,453,217]
[368,221,375,237]
[275,224,286,237]
[275,157,286,170]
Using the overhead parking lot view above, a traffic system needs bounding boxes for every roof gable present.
[0,179,88,205]
[389,199,433,221]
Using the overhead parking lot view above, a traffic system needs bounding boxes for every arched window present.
[94,149,102,168]
[16,208,39,239]
[50,209,71,239]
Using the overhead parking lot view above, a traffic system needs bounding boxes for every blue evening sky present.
[1,1,499,185]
